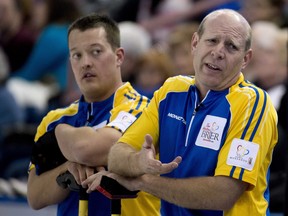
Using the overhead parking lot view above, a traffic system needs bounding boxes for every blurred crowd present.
[0,0,287,214]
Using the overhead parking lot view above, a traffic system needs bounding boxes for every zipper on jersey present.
[184,90,209,147]
[85,103,93,126]
[185,92,198,147]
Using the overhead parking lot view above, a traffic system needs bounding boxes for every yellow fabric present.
[78,200,88,216]
[215,78,278,216]
[121,191,160,216]
[34,102,79,142]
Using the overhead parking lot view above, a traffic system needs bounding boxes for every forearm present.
[27,163,70,209]
[139,175,247,210]
[56,124,91,162]
[56,124,115,166]
[108,143,144,177]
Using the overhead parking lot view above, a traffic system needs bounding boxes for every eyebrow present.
[70,43,102,52]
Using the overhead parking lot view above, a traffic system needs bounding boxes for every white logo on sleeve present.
[195,115,227,150]
[92,120,107,130]
[107,111,136,132]
[227,138,259,171]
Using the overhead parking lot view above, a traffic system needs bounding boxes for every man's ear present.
[241,49,253,70]
[116,48,124,67]
[191,32,199,52]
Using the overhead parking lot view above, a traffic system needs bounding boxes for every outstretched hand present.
[138,134,182,175]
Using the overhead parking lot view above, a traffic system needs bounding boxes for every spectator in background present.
[28,0,49,36]
[282,0,288,27]
[113,0,242,44]
[247,21,287,110]
[0,0,37,72]
[133,49,173,98]
[271,28,287,123]
[119,21,152,83]
[0,47,27,181]
[74,0,127,17]
[166,22,199,76]
[240,0,286,28]
[7,0,81,123]
[0,47,24,138]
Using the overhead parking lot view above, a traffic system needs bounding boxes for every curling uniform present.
[119,74,278,216]
[29,82,160,216]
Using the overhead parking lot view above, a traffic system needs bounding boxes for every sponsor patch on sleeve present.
[227,138,259,171]
[107,111,136,132]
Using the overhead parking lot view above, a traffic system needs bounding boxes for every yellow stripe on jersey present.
[215,78,278,216]
[108,82,150,132]
[34,102,79,142]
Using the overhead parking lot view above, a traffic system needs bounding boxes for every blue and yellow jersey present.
[119,74,278,216]
[29,82,160,216]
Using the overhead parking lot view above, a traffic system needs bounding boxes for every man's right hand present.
[137,134,182,175]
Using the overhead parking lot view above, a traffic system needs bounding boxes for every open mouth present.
[83,72,95,79]
[205,63,221,71]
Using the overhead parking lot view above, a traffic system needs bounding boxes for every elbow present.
[27,176,47,210]
[218,194,241,211]
[221,201,236,211]
[27,192,46,210]
[213,176,248,211]
[28,202,43,210]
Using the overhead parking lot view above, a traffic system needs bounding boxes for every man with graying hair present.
[84,9,278,216]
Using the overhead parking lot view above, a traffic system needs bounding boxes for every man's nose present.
[211,44,225,60]
[81,54,92,68]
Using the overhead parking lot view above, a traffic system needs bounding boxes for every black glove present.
[56,170,81,192]
[31,129,66,175]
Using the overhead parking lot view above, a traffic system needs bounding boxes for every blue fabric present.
[12,25,69,90]
[158,87,230,216]
[57,191,110,216]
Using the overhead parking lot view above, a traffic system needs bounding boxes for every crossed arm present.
[55,123,122,166]
[27,124,122,209]
[104,134,248,211]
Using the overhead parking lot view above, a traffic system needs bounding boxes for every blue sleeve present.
[12,26,69,81]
